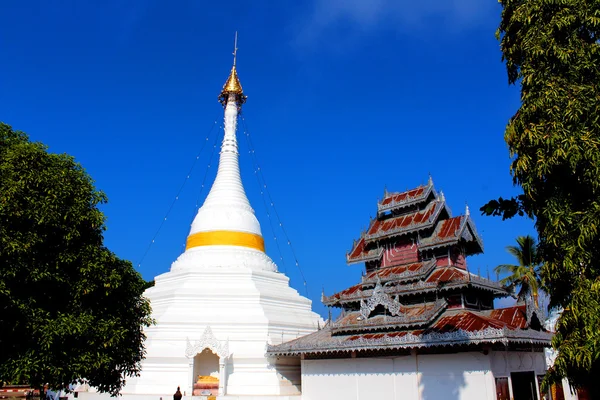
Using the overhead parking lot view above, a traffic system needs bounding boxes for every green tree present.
[481,0,600,393]
[0,123,153,396]
[494,235,541,307]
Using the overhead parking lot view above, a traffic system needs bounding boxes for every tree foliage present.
[481,0,600,392]
[494,235,541,306]
[0,123,153,395]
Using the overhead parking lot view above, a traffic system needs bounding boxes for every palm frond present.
[495,235,541,303]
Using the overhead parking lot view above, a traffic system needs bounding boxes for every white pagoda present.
[87,48,321,400]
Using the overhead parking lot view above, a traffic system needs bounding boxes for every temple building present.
[76,42,556,400]
[268,179,553,400]
[81,51,321,400]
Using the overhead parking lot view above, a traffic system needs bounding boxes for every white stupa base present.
[171,246,278,272]
[80,260,321,399]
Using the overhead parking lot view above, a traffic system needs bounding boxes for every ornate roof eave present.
[347,247,383,265]
[418,236,483,256]
[417,215,484,255]
[377,182,436,216]
[463,214,484,253]
[322,278,508,307]
[365,200,448,244]
[361,260,436,286]
[331,300,448,334]
[418,238,481,254]
[468,281,511,296]
[266,326,553,357]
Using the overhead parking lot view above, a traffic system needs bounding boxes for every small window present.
[464,293,478,307]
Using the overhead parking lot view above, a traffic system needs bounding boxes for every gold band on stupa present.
[186,230,265,252]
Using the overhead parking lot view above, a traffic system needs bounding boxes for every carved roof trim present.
[377,182,435,215]
[185,326,229,359]
[267,308,553,356]
[418,215,484,254]
[266,325,552,356]
[331,300,448,333]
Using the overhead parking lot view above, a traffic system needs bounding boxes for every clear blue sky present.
[1,0,534,317]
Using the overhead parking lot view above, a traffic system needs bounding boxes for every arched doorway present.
[185,327,229,396]
[192,348,220,396]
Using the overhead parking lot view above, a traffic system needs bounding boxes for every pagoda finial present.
[439,190,445,202]
[465,202,470,216]
[383,185,388,198]
[233,31,238,67]
[428,174,433,186]
[218,32,246,107]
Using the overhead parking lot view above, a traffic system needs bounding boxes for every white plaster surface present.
[189,94,261,239]
[301,351,547,400]
[118,262,321,397]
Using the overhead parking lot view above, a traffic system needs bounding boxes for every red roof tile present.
[367,201,440,238]
[328,283,363,301]
[437,216,463,239]
[381,187,426,206]
[431,312,504,333]
[488,305,528,329]
[348,238,366,259]
[425,267,468,284]
[365,262,423,280]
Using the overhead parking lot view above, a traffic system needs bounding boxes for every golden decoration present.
[218,66,246,106]
[218,32,247,106]
[186,230,265,252]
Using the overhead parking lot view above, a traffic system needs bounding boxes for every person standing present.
[173,387,182,400]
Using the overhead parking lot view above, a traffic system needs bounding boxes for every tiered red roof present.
[268,179,551,357]
[347,181,483,265]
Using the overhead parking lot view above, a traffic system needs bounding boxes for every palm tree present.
[494,235,542,308]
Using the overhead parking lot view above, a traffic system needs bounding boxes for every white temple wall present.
[392,354,421,400]
[490,350,547,376]
[418,353,495,400]
[300,359,358,400]
[301,352,497,400]
[355,358,396,400]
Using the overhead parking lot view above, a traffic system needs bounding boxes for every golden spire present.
[218,32,246,106]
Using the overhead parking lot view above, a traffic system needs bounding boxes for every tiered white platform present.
[119,260,320,397]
